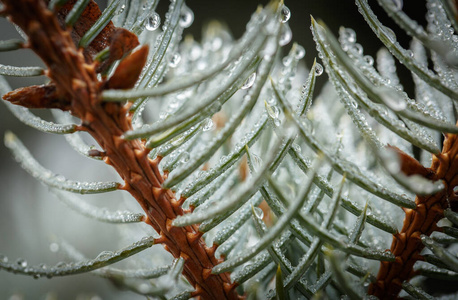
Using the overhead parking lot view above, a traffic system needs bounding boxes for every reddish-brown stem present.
[2,1,240,298]
[369,133,458,299]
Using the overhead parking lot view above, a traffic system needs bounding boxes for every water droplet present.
[314,63,323,76]
[96,251,113,261]
[279,24,292,46]
[351,99,358,108]
[363,55,374,65]
[55,261,67,268]
[189,44,201,61]
[146,13,160,31]
[253,207,264,219]
[211,37,223,51]
[141,236,151,243]
[379,26,397,44]
[202,118,214,131]
[179,5,194,28]
[366,208,372,216]
[354,43,363,55]
[292,143,301,153]
[0,254,8,263]
[49,243,59,253]
[169,100,180,111]
[196,170,207,179]
[242,72,256,89]
[267,105,280,119]
[118,3,126,14]
[16,258,27,268]
[169,53,181,68]
[391,0,403,11]
[422,236,434,246]
[55,175,65,182]
[274,118,281,127]
[282,56,292,66]
[294,44,306,60]
[342,28,356,43]
[159,111,168,120]
[280,6,291,23]
[179,151,190,163]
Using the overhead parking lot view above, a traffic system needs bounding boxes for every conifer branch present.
[1,0,239,298]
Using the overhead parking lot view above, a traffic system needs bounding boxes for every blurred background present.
[0,0,427,299]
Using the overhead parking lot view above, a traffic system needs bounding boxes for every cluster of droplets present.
[376,48,400,87]
[338,27,412,113]
[339,27,376,70]
[409,40,453,124]
[51,189,145,223]
[161,137,194,172]
[155,123,202,160]
[8,0,458,297]
[4,132,121,194]
[3,101,78,135]
[0,64,44,79]
[304,25,418,204]
[179,115,268,198]
[0,237,155,280]
[358,0,455,110]
[279,43,306,92]
[331,8,454,156]
[155,48,280,190]
[426,0,458,68]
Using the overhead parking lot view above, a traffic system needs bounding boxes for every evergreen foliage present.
[0,0,457,298]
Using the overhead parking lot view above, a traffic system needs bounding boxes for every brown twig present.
[2,0,240,298]
[369,134,458,299]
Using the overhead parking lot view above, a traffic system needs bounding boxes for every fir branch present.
[1,0,241,298]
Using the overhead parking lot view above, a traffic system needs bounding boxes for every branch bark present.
[2,1,240,298]
[369,133,458,299]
